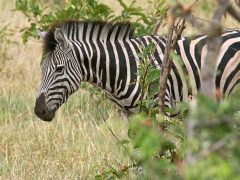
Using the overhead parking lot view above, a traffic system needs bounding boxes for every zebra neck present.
[76,39,138,101]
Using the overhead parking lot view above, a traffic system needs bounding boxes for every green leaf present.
[117,0,128,10]
[94,175,102,180]
[127,128,135,139]
[116,139,129,146]
[146,68,160,84]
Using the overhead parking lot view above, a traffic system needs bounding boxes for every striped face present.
[34,28,81,121]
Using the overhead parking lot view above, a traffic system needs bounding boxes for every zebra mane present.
[42,20,135,54]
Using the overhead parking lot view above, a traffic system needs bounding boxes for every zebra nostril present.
[42,109,46,116]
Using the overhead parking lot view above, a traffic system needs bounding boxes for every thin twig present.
[158,12,185,116]
[194,118,240,128]
[152,16,163,35]
[158,19,174,116]
[189,0,199,8]
[227,1,240,21]
[174,4,207,34]
[88,92,127,150]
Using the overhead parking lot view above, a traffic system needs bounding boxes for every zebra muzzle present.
[34,93,56,121]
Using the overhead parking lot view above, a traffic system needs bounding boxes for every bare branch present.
[189,0,199,8]
[194,118,240,128]
[152,16,163,35]
[186,99,197,164]
[235,0,240,8]
[200,0,231,97]
[172,19,186,49]
[173,4,207,33]
[158,19,174,115]
[158,9,185,117]
[227,1,240,21]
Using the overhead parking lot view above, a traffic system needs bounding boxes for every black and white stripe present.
[35,20,240,121]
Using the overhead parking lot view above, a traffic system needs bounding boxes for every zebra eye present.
[55,66,64,73]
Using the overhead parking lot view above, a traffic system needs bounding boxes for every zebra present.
[34,20,240,121]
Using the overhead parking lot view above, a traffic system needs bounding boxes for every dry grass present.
[0,0,239,179]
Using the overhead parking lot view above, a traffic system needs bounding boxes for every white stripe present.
[189,35,206,84]
[220,51,240,92]
[100,40,111,92]
[178,39,198,95]
[225,71,240,93]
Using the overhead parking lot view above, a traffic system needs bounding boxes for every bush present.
[0,24,18,71]
[13,0,166,43]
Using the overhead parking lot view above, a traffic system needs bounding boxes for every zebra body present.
[34,20,240,121]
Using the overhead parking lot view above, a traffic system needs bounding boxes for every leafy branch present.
[14,0,162,43]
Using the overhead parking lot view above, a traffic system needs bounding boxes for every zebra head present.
[34,26,81,121]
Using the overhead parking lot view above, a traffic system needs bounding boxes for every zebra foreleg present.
[121,111,129,122]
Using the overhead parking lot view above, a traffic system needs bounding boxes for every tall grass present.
[0,56,132,178]
[0,89,132,179]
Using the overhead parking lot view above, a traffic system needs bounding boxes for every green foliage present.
[14,0,115,43]
[148,0,168,21]
[200,0,216,16]
[183,92,240,179]
[126,42,182,179]
[124,24,240,179]
[135,42,160,116]
[95,165,129,180]
[124,92,240,179]
[0,24,18,71]
[14,0,165,43]
[127,113,181,180]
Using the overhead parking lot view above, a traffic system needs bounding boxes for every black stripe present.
[72,42,85,77]
[107,41,117,93]
[216,41,240,89]
[224,64,240,92]
[174,45,190,96]
[181,37,201,90]
[113,41,127,95]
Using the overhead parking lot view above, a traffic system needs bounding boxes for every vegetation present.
[13,0,164,43]
[0,0,240,179]
[0,24,18,71]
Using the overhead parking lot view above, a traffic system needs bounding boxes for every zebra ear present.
[37,28,47,40]
[54,28,69,50]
